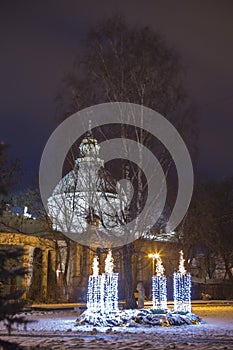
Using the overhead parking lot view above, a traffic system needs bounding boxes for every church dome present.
[47,127,127,247]
[52,160,118,196]
[52,128,118,196]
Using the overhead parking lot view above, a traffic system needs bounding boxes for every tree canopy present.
[56,15,197,155]
[55,15,198,308]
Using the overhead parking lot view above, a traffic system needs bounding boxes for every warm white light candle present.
[155,254,165,277]
[178,250,186,275]
[105,249,114,274]
[92,256,99,276]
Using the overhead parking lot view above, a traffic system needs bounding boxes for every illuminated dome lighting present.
[47,123,127,247]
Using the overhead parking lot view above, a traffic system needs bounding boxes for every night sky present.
[1,1,233,189]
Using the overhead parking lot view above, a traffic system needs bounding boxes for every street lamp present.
[148,253,160,275]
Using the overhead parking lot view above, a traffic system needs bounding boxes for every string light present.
[152,254,167,310]
[86,274,102,312]
[173,250,191,312]
[87,256,101,312]
[87,250,119,315]
[101,272,119,314]
[102,250,118,313]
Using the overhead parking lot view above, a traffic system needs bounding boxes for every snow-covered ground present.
[0,305,232,349]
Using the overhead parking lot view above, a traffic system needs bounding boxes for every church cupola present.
[79,120,100,158]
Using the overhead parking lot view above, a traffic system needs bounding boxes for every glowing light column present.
[87,256,102,312]
[101,250,119,314]
[173,250,192,312]
[151,253,167,310]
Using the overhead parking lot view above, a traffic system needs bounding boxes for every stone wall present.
[0,232,56,302]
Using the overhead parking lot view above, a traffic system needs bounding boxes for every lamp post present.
[148,253,160,275]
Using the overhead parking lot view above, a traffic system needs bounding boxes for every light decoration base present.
[80,252,199,328]
[173,250,192,313]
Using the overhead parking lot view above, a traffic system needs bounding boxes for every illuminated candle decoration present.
[152,254,167,310]
[87,250,119,315]
[87,256,102,312]
[80,253,199,327]
[173,250,192,312]
[101,249,119,314]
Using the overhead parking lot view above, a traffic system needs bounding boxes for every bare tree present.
[179,178,233,281]
[0,143,21,200]
[55,15,197,308]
